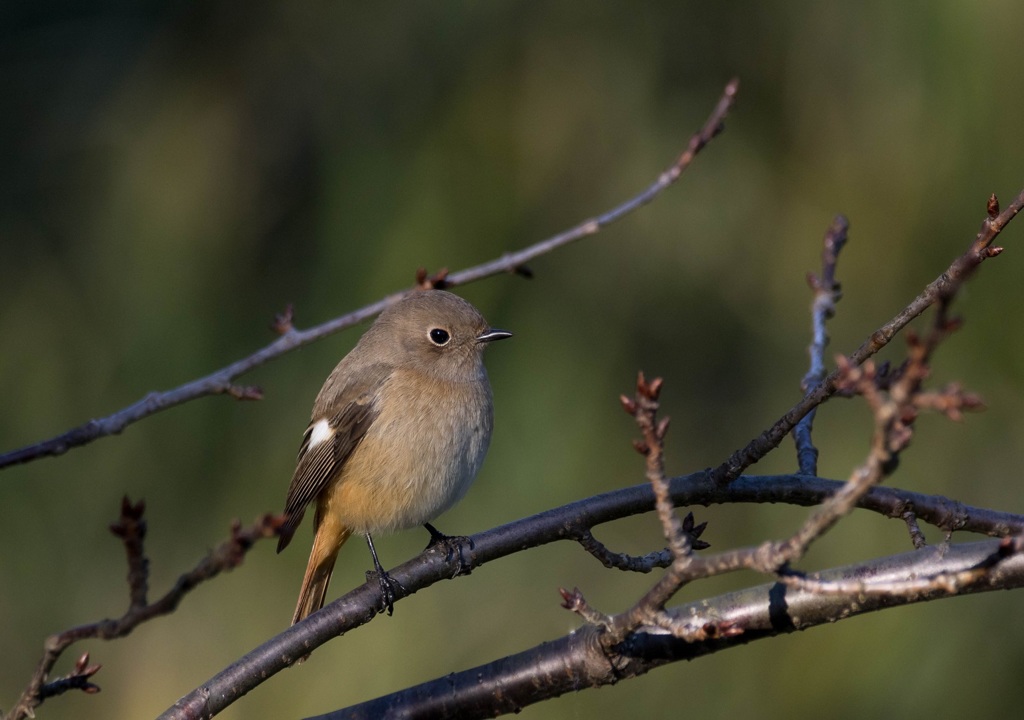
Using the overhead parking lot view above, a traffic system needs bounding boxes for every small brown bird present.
[277,290,511,623]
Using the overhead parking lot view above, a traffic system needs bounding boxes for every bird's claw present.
[367,569,404,616]
[423,523,474,577]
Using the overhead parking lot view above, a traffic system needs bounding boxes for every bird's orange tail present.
[291,517,353,625]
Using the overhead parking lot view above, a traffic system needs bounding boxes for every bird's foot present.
[365,567,404,616]
[364,532,404,615]
[423,523,474,577]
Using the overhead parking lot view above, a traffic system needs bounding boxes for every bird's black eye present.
[428,328,451,346]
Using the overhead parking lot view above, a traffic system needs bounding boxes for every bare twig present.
[4,502,283,720]
[714,188,1023,484]
[793,215,849,476]
[620,373,689,558]
[575,519,709,573]
[0,79,740,472]
[108,496,149,610]
[575,530,672,573]
[901,507,929,549]
[558,587,615,627]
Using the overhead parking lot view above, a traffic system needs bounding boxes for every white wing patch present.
[308,418,334,449]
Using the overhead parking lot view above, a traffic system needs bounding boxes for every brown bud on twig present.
[558,586,583,611]
[941,315,964,333]
[987,193,1000,219]
[632,371,664,402]
[225,385,264,401]
[109,497,146,538]
[997,535,1024,558]
[270,303,294,335]
[415,267,450,290]
[620,395,637,415]
[38,652,104,700]
[73,653,102,694]
[701,620,744,640]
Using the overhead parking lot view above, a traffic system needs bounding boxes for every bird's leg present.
[364,532,402,615]
[423,522,474,577]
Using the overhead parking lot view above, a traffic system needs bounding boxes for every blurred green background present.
[3,2,1024,718]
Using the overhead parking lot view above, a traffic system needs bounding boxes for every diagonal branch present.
[0,78,740,472]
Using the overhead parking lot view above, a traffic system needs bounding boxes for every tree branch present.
[156,472,1024,720]
[560,288,978,643]
[311,539,1024,719]
[0,79,740,473]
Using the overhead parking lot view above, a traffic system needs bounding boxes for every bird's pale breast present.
[324,365,493,534]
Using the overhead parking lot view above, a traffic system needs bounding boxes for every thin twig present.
[4,503,283,720]
[575,530,672,573]
[574,375,716,641]
[620,373,689,558]
[109,496,149,610]
[793,215,849,476]
[901,507,929,549]
[0,79,740,472]
[575,512,709,574]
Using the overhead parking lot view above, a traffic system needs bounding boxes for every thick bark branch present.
[313,540,1024,719]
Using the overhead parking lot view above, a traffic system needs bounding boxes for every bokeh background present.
[3,2,1024,718]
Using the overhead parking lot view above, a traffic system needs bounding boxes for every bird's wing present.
[276,367,387,552]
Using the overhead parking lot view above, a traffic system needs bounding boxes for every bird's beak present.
[476,328,513,343]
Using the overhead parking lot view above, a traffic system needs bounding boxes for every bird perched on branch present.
[277,290,511,623]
